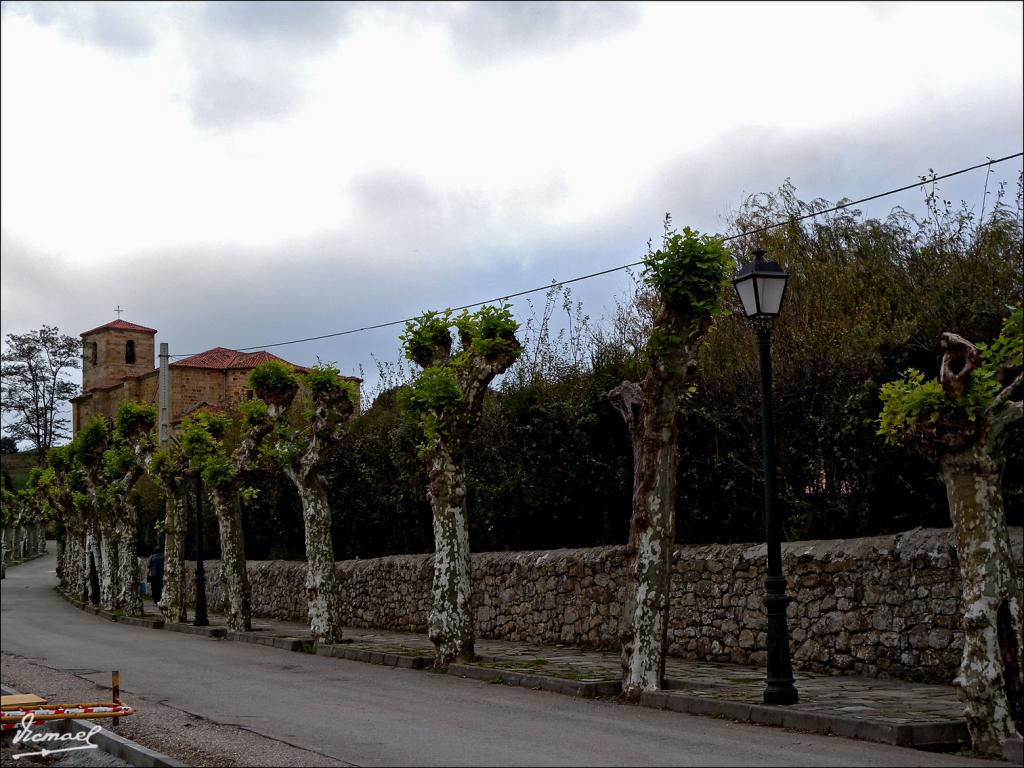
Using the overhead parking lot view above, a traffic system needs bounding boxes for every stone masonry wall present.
[176,527,1023,684]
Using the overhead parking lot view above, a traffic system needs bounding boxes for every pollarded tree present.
[46,445,92,600]
[399,305,521,667]
[246,360,358,644]
[72,416,120,607]
[180,409,272,632]
[609,220,730,700]
[5,469,51,560]
[879,306,1022,754]
[148,441,191,623]
[101,401,158,617]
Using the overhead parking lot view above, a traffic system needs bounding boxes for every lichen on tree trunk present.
[211,491,251,632]
[605,224,725,700]
[59,531,86,599]
[427,448,475,667]
[158,490,188,623]
[98,525,118,608]
[293,472,344,644]
[114,508,143,616]
[942,448,1023,753]
[918,328,1024,753]
[402,308,520,669]
[610,347,688,700]
[86,528,102,603]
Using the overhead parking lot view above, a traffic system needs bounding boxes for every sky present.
[2,1,1022,404]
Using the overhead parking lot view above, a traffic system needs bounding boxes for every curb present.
[56,718,187,768]
[449,663,621,698]
[163,623,227,639]
[317,643,427,669]
[640,690,971,752]
[60,591,167,629]
[226,630,307,651]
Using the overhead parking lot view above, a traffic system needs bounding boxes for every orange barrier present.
[1,705,135,730]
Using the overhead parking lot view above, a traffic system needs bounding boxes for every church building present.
[69,318,354,434]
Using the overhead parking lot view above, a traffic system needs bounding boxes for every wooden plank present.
[1,694,48,708]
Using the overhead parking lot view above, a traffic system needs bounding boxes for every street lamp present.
[733,248,798,706]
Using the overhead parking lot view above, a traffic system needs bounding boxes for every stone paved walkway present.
[117,603,988,756]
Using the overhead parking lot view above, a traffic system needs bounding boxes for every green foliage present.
[304,363,359,419]
[398,366,462,417]
[148,446,172,479]
[977,305,1023,371]
[239,397,269,428]
[103,444,136,479]
[112,401,157,442]
[643,218,731,343]
[878,305,1022,448]
[0,488,12,526]
[47,445,73,474]
[455,304,521,358]
[74,417,109,465]
[247,360,298,400]
[400,310,453,367]
[180,412,235,488]
[878,370,948,444]
[398,304,521,453]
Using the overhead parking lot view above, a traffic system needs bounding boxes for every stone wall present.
[177,527,1023,684]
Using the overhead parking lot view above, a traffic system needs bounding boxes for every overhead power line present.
[170,152,1023,358]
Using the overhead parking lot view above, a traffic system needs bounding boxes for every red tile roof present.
[81,319,158,337]
[171,347,311,373]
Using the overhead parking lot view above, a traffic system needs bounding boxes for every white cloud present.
[2,1,1021,383]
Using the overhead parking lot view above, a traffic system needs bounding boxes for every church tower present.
[80,319,158,392]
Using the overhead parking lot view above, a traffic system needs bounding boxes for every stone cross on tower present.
[114,305,124,319]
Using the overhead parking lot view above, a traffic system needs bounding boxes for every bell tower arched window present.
[125,340,136,364]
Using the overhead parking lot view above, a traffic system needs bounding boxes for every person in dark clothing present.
[147,546,164,604]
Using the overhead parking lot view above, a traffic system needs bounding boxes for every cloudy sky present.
[2,1,1022,397]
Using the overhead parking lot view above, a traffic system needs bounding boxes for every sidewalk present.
[68,594,1006,760]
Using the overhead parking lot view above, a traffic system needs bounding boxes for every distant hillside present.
[1,449,43,491]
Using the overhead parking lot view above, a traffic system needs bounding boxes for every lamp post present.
[733,248,798,706]
[193,474,209,627]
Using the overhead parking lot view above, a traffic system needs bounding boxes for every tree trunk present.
[292,472,343,644]
[55,534,65,586]
[942,447,1023,753]
[211,491,251,631]
[87,527,103,605]
[114,504,144,617]
[158,491,188,623]
[74,532,88,600]
[610,373,679,700]
[61,532,85,599]
[56,532,73,593]
[98,525,117,608]
[427,447,474,667]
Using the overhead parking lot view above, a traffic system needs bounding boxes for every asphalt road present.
[0,552,998,767]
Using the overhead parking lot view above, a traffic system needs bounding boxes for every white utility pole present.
[159,342,170,445]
